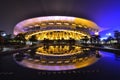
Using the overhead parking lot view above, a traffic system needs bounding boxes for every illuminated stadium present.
[13,16,100,70]
[1,1,120,79]
[14,16,99,40]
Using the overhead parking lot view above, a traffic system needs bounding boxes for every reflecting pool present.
[13,43,99,71]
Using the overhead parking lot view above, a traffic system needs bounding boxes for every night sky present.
[0,0,120,38]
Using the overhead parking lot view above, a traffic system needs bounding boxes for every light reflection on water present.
[36,45,82,55]
[13,44,100,71]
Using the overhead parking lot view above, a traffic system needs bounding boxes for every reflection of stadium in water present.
[14,44,99,71]
[36,44,82,55]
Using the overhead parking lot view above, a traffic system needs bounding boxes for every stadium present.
[14,16,99,40]
[13,16,100,70]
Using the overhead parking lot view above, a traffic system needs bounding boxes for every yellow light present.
[25,30,90,40]
[64,23,69,25]
[72,23,76,26]
[36,45,82,55]
[56,23,62,25]
[48,23,54,25]
[40,23,46,26]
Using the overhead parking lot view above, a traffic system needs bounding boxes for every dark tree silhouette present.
[14,33,26,45]
[29,35,37,42]
[90,35,100,45]
[114,30,120,44]
[82,36,89,44]
[14,33,26,41]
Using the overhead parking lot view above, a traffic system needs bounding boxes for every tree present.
[90,35,100,45]
[114,30,120,44]
[29,35,37,42]
[0,36,4,51]
[0,36,4,45]
[106,36,114,42]
[82,36,89,44]
[14,33,26,44]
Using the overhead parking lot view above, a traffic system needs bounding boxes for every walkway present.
[83,45,120,55]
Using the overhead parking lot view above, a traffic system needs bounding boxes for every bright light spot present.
[106,33,111,36]
[100,37,107,41]
[1,32,6,36]
[95,32,99,35]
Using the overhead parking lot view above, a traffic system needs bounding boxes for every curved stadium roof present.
[14,16,100,35]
